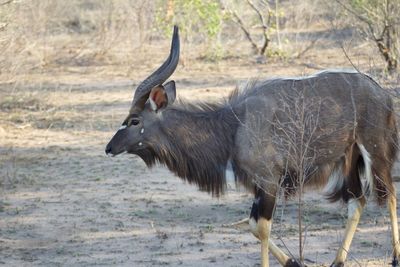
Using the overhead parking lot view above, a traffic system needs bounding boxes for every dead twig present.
[223,0,272,56]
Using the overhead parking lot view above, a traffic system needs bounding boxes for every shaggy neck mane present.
[146,102,239,196]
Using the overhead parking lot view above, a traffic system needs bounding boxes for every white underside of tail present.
[358,144,373,196]
[323,144,373,197]
[323,164,344,195]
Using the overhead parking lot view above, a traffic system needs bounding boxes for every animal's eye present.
[130,117,140,126]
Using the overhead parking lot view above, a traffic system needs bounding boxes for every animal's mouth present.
[106,142,146,157]
[105,143,126,157]
[106,150,126,157]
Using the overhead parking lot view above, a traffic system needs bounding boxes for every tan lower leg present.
[269,239,291,265]
[261,238,269,267]
[333,198,365,264]
[258,218,272,267]
[250,217,291,266]
[388,193,400,258]
[249,218,290,266]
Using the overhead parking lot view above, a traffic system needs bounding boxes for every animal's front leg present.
[250,190,302,267]
[249,194,273,267]
[259,218,272,267]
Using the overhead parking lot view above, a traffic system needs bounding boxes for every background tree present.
[336,0,399,73]
[222,0,281,58]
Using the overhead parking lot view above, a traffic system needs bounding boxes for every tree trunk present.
[376,39,398,73]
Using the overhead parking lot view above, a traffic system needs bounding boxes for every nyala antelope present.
[105,26,400,267]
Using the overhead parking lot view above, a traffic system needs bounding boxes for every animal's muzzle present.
[105,143,112,155]
[105,140,127,156]
[105,128,127,156]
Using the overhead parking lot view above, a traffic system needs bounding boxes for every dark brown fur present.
[137,102,241,196]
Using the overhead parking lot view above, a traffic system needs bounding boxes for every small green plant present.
[156,0,222,37]
[155,0,224,60]
[266,48,288,60]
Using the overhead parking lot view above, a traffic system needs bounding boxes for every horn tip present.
[173,25,179,35]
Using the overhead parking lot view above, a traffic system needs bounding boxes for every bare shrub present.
[270,90,326,263]
[334,0,399,73]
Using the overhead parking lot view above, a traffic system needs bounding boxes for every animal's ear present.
[149,81,176,111]
[163,80,176,104]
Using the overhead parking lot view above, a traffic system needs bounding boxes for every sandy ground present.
[1,57,399,267]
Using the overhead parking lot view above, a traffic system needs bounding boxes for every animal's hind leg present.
[331,144,366,267]
[371,155,399,265]
[330,197,365,267]
[388,188,400,266]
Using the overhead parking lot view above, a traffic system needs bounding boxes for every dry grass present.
[0,0,395,85]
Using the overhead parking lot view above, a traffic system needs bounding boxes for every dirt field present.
[1,1,400,265]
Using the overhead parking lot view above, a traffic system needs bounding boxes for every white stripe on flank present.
[358,144,373,196]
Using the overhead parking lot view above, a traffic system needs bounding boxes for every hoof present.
[330,263,344,267]
[392,256,399,267]
[284,258,303,267]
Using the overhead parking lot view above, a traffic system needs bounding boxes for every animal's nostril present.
[105,145,112,155]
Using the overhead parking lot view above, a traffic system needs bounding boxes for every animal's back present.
[231,70,395,152]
